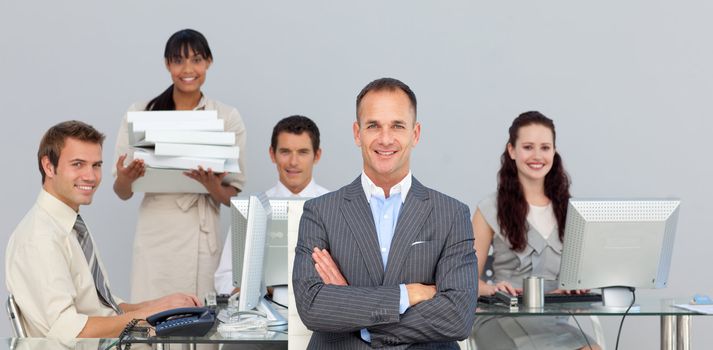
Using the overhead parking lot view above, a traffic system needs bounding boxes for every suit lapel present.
[384,178,432,285]
[341,176,384,285]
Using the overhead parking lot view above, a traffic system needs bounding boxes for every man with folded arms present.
[292,78,477,349]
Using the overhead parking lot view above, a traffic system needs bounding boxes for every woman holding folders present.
[113,29,246,302]
[471,112,599,350]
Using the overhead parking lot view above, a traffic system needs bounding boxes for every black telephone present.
[146,307,216,337]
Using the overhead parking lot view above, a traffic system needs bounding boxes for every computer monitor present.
[559,198,681,309]
[262,199,290,288]
[230,194,287,328]
[232,198,290,287]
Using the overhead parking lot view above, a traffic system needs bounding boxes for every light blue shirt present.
[359,172,412,343]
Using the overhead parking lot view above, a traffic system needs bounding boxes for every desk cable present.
[264,294,288,309]
[104,318,144,350]
[614,287,636,350]
[567,312,593,350]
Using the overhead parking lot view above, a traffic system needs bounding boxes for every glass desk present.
[122,306,288,349]
[125,325,287,348]
[476,296,703,350]
[112,303,289,349]
[3,304,287,349]
[1,334,286,350]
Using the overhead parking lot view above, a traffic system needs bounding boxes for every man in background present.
[214,115,329,296]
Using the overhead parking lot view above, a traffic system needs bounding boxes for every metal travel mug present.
[523,276,544,309]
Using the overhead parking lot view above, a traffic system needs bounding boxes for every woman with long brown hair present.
[471,111,599,349]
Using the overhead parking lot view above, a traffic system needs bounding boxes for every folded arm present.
[292,200,403,332]
[293,199,478,343]
[367,205,478,346]
[312,247,436,306]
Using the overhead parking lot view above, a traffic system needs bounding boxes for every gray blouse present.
[478,194,562,292]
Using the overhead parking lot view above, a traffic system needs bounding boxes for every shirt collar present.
[273,178,321,198]
[361,171,411,204]
[193,94,207,110]
[36,189,80,236]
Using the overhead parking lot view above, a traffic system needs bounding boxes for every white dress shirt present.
[360,170,411,205]
[5,190,123,339]
[214,179,329,294]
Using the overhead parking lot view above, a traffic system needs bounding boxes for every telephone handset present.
[146,307,216,337]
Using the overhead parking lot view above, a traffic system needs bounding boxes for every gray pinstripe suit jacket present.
[293,176,478,349]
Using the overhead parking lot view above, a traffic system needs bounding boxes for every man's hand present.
[142,293,201,317]
[126,292,202,320]
[405,283,436,306]
[312,247,348,286]
[150,292,202,309]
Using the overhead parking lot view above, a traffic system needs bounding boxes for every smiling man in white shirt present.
[214,115,329,295]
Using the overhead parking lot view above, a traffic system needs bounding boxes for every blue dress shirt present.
[359,172,412,343]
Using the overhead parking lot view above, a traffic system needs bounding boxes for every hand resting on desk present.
[479,281,521,297]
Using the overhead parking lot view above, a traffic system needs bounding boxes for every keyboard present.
[541,293,602,304]
[478,292,602,305]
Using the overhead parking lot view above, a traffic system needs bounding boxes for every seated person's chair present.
[6,295,26,338]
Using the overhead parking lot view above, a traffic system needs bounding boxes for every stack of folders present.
[128,110,240,193]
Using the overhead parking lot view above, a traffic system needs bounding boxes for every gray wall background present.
[2,1,712,347]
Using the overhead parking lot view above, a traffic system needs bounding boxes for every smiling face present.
[507,123,555,185]
[270,131,321,194]
[42,138,102,212]
[165,47,211,96]
[353,89,420,190]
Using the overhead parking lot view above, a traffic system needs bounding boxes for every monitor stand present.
[600,287,640,312]
[255,298,288,331]
[225,294,288,331]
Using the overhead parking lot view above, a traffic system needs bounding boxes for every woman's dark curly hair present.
[497,111,571,251]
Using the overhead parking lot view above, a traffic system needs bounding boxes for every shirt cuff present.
[362,285,407,343]
[399,284,410,314]
[360,328,372,343]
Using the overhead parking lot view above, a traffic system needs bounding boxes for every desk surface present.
[0,333,287,349]
[123,304,288,345]
[127,328,288,345]
[0,334,286,349]
[476,296,705,316]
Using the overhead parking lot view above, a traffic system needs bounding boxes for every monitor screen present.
[230,194,287,328]
[232,198,292,289]
[263,200,289,287]
[559,198,681,308]
[231,195,271,311]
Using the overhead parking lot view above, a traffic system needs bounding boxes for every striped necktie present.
[73,215,122,314]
